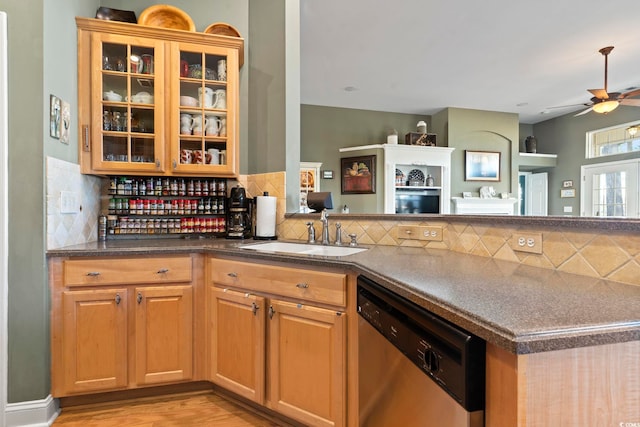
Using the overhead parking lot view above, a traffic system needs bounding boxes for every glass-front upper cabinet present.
[89,33,165,173]
[169,42,238,177]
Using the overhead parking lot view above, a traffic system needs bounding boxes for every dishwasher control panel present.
[357,275,486,412]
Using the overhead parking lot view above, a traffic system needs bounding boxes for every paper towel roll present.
[255,194,277,238]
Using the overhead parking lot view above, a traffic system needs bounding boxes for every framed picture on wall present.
[465,150,501,181]
[341,155,376,194]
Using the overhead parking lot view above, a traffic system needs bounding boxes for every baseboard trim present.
[5,395,59,427]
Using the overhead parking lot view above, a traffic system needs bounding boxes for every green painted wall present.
[532,105,640,216]
[300,104,429,213]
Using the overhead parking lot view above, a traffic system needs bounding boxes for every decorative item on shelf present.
[203,22,242,38]
[387,128,398,144]
[395,168,405,186]
[525,135,537,153]
[138,4,195,32]
[426,174,434,187]
[417,120,427,134]
[407,169,425,186]
[95,7,137,23]
[405,132,436,146]
[479,186,496,199]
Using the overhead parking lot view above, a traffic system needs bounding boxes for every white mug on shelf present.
[205,115,222,136]
[207,148,220,165]
[191,115,208,136]
[180,113,193,135]
[212,89,226,109]
[198,87,214,108]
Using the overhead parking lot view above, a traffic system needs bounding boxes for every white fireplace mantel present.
[451,197,518,215]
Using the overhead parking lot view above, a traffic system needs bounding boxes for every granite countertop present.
[48,238,640,354]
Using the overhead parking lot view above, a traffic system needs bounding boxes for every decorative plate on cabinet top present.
[138,5,195,32]
[204,22,242,38]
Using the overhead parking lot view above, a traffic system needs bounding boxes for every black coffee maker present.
[226,185,252,239]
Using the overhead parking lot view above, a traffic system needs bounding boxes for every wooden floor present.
[52,391,282,427]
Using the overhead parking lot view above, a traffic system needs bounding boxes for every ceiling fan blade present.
[546,103,591,110]
[574,106,593,116]
[588,88,608,99]
[620,99,640,107]
[620,88,640,99]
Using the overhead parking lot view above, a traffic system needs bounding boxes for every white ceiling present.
[300,0,640,124]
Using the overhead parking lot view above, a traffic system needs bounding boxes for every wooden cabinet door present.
[208,286,265,403]
[268,299,346,427]
[86,32,166,174]
[134,285,193,385]
[168,41,239,177]
[62,288,128,394]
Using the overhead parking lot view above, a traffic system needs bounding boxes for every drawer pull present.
[86,271,101,277]
[137,293,143,304]
[157,268,169,274]
[227,272,238,278]
[296,283,309,289]
[251,302,259,316]
[115,294,121,305]
[268,305,275,319]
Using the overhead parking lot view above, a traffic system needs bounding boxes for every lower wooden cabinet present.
[50,255,196,397]
[208,258,348,427]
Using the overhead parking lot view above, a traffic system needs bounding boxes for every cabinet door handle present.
[251,302,259,316]
[137,292,143,304]
[115,294,121,305]
[268,305,275,319]
[86,271,101,276]
[157,268,169,274]
[172,159,177,169]
[227,272,238,278]
[296,283,309,289]
[82,125,90,152]
[156,159,161,168]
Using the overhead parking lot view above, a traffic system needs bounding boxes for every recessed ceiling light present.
[343,86,358,92]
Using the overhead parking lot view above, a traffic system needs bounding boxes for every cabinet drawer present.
[64,256,192,286]
[210,258,346,306]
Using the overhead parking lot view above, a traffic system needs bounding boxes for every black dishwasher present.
[357,275,485,427]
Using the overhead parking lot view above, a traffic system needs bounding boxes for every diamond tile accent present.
[280,216,640,287]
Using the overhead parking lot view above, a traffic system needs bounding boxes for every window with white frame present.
[586,121,640,159]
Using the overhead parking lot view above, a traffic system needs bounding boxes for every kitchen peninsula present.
[48,235,640,427]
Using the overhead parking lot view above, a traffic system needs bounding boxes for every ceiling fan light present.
[592,100,619,114]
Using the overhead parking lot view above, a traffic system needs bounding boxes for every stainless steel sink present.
[238,241,367,257]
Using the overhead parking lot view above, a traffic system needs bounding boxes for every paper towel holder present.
[254,192,278,240]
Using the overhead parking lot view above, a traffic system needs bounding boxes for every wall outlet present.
[510,232,543,254]
[397,225,443,242]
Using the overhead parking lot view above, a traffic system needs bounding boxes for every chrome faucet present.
[320,209,330,245]
[306,222,316,243]
[335,222,343,246]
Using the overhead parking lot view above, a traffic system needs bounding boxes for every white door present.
[525,172,548,216]
[581,160,639,217]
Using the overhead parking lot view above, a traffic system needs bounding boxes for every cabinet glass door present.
[171,42,238,176]
[91,33,165,172]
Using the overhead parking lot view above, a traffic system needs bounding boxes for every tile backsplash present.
[46,157,101,249]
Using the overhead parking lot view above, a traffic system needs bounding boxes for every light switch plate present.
[60,191,79,214]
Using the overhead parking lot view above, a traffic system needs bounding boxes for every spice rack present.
[105,176,228,237]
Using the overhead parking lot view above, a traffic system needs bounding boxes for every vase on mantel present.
[525,136,537,153]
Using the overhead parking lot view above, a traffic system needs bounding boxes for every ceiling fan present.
[550,46,640,116]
